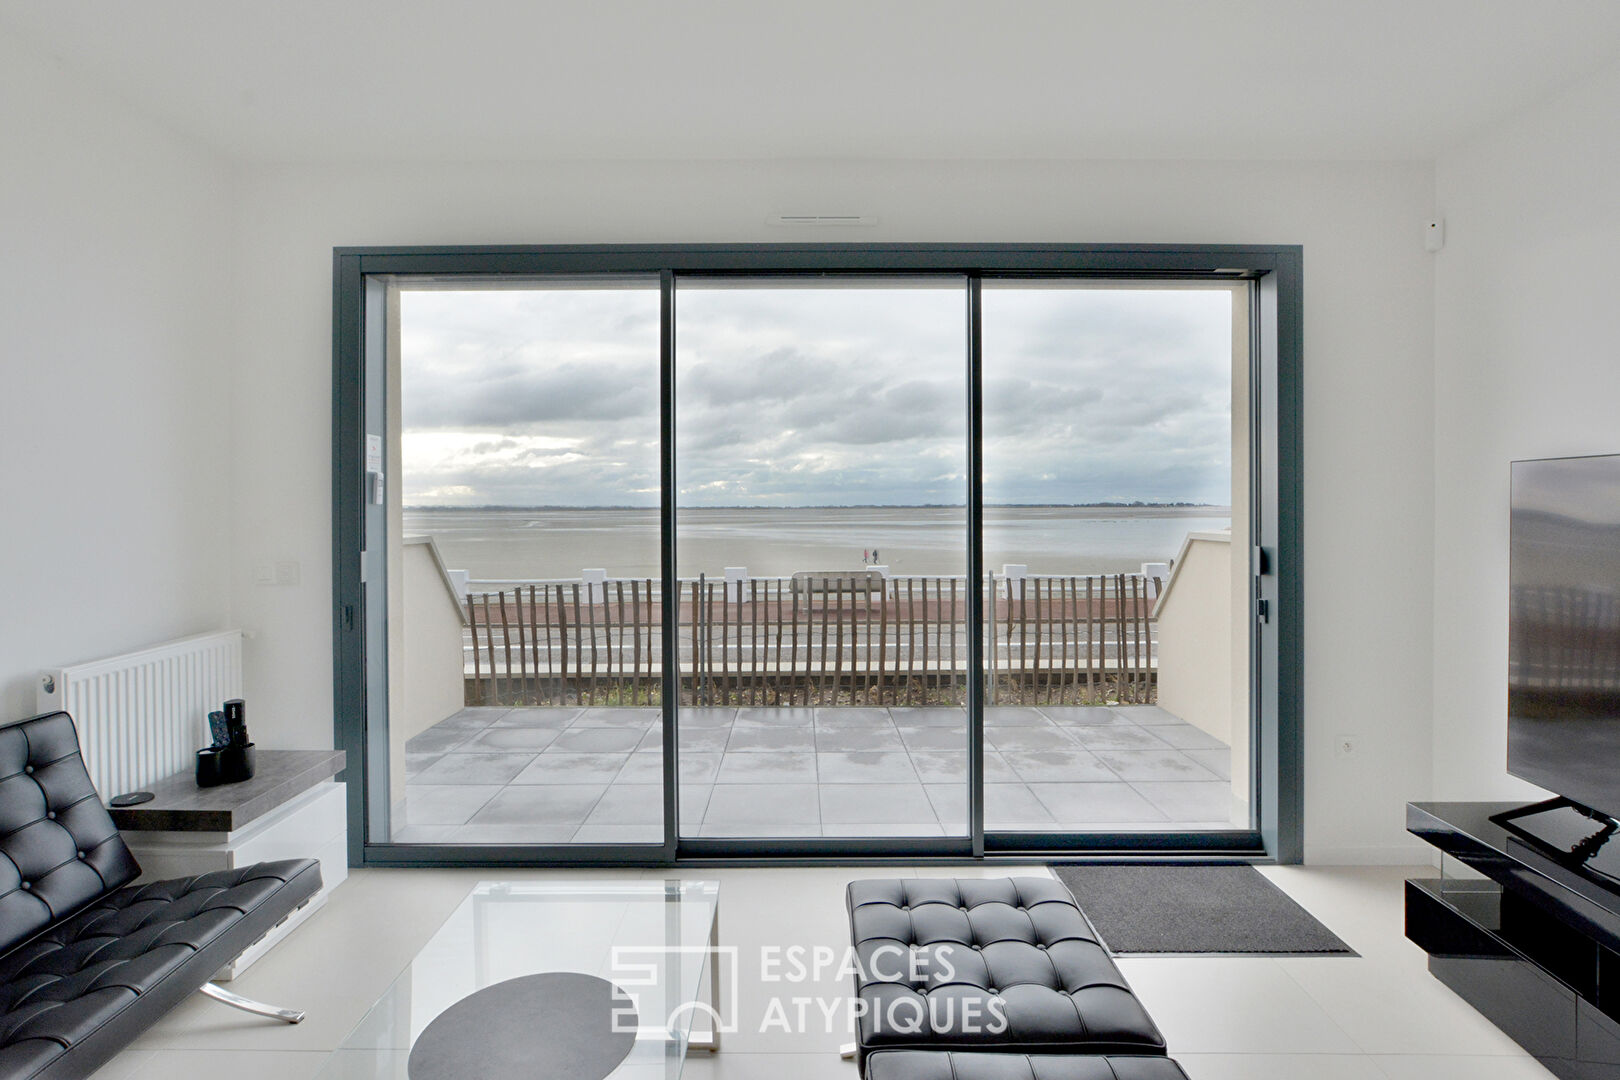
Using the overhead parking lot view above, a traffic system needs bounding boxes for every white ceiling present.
[5,0,1620,165]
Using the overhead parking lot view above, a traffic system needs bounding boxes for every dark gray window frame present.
[332,243,1303,867]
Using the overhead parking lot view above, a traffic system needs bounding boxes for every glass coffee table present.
[315,880,722,1079]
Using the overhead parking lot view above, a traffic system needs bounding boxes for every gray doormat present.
[1051,863,1355,955]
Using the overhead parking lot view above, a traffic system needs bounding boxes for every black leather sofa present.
[847,877,1188,1080]
[0,712,321,1080]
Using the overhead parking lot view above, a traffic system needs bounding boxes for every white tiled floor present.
[91,863,1554,1080]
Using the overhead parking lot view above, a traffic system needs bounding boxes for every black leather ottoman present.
[866,1050,1192,1080]
[846,878,1166,1069]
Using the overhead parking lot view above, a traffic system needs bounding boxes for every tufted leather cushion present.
[865,1051,1191,1080]
[0,859,320,1080]
[0,715,140,956]
[847,878,1165,1067]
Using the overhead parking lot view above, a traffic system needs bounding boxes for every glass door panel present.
[387,277,665,845]
[980,281,1252,834]
[674,278,968,840]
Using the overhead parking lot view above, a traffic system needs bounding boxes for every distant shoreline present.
[404,502,1231,511]
[403,503,1234,578]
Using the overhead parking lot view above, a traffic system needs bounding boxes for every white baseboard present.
[1303,840,1436,866]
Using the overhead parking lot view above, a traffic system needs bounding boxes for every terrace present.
[391,535,1246,843]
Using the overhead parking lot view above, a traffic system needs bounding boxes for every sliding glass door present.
[387,278,668,847]
[673,278,968,840]
[980,281,1252,837]
[334,245,1299,864]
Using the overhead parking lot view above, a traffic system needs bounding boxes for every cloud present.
[400,282,1234,507]
[680,347,829,405]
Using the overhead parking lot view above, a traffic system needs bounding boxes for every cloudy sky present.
[400,280,1234,507]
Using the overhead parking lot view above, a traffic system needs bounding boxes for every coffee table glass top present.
[316,879,721,1079]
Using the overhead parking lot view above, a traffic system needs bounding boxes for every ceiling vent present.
[765,214,879,227]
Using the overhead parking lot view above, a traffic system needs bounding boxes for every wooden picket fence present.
[461,573,1159,708]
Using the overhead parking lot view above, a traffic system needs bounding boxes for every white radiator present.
[37,630,243,797]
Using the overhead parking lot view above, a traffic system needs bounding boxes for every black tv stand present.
[1495,798,1620,879]
[1407,801,1620,1079]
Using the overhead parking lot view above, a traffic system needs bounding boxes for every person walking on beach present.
[872,548,879,565]
[863,549,870,565]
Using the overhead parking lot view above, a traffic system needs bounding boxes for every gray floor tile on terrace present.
[570,708,658,729]
[402,784,502,826]
[714,751,817,784]
[1184,746,1233,781]
[1150,722,1233,749]
[813,725,904,751]
[894,726,967,751]
[979,707,1049,726]
[1065,724,1172,750]
[982,726,1077,752]
[819,783,935,825]
[1120,704,1184,725]
[1000,748,1115,783]
[725,725,816,752]
[403,728,472,755]
[468,784,606,827]
[704,783,821,827]
[667,727,730,752]
[511,751,627,784]
[583,784,663,826]
[1091,748,1223,782]
[411,752,534,786]
[392,703,1240,843]
[1131,780,1237,824]
[457,726,561,752]
[549,728,642,753]
[1027,781,1167,824]
[1040,705,1128,725]
[886,707,964,727]
[493,709,579,729]
[816,751,917,783]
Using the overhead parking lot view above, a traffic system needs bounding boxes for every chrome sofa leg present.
[199,981,306,1024]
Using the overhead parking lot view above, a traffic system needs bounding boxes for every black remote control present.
[223,699,248,746]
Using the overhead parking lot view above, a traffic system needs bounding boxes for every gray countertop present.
[108,749,346,833]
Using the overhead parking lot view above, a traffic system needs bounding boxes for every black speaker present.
[222,698,248,746]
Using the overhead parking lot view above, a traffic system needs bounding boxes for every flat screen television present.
[1508,453,1620,822]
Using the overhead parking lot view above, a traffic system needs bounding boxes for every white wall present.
[1156,534,1236,745]
[232,157,1437,861]
[1432,59,1620,803]
[0,31,236,722]
[397,539,469,744]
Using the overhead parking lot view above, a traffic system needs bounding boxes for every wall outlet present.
[1334,734,1358,759]
[256,561,301,586]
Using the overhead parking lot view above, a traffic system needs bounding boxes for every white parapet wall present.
[397,537,470,749]
[1155,533,1235,744]
[1154,530,1250,822]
